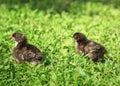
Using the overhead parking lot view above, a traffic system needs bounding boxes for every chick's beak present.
[72,35,74,38]
[9,36,14,40]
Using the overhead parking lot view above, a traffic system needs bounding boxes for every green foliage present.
[0,0,120,86]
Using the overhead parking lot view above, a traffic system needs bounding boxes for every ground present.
[0,0,120,86]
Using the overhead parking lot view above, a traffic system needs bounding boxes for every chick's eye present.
[75,35,77,38]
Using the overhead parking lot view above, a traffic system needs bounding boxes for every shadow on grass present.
[42,51,51,66]
[0,0,120,14]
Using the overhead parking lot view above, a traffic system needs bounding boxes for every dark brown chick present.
[73,32,107,62]
[10,32,43,65]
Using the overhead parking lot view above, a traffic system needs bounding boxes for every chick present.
[10,32,43,65]
[73,32,107,62]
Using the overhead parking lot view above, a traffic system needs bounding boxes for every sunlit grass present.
[0,0,120,86]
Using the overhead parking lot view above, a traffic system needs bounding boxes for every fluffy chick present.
[10,32,43,65]
[73,32,107,62]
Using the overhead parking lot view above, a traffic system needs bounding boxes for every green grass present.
[0,0,120,86]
